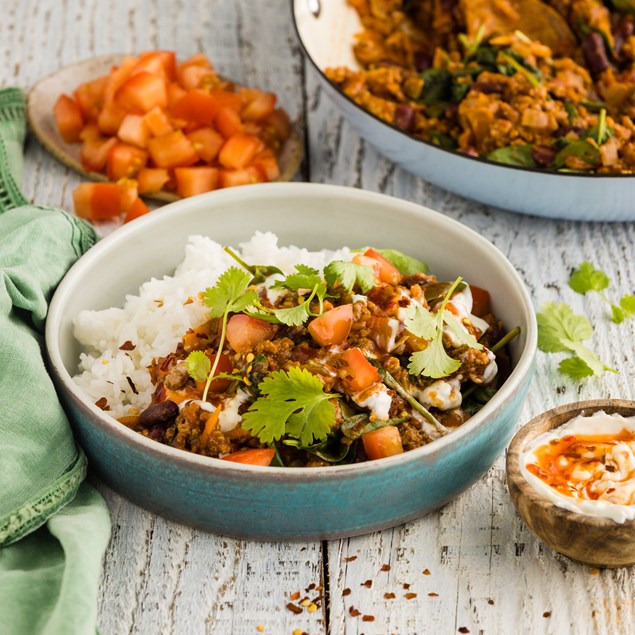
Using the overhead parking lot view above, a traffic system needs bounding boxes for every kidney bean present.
[582,33,610,76]
[531,145,556,167]
[393,104,416,132]
[139,399,179,429]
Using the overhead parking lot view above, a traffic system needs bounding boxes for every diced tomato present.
[53,94,84,143]
[226,314,276,353]
[363,248,401,285]
[143,106,173,136]
[78,123,102,142]
[132,50,177,81]
[146,130,198,168]
[137,167,170,194]
[167,81,188,107]
[218,167,264,188]
[251,149,281,181]
[241,89,277,122]
[221,448,275,466]
[210,90,243,113]
[115,71,168,113]
[123,196,150,223]
[362,426,404,460]
[103,56,137,103]
[195,353,233,392]
[170,90,220,126]
[80,137,117,172]
[340,347,379,392]
[187,127,224,163]
[97,100,127,135]
[352,254,381,281]
[72,182,123,221]
[73,76,108,121]
[218,133,264,169]
[117,114,150,148]
[174,167,219,197]
[117,178,139,213]
[308,304,353,346]
[214,106,243,138]
[106,143,148,180]
[176,55,217,91]
[469,285,491,317]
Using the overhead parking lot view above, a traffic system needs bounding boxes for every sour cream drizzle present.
[520,411,635,523]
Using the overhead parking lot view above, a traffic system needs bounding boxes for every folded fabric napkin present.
[0,87,111,634]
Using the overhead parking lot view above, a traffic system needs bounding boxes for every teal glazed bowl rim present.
[46,182,537,540]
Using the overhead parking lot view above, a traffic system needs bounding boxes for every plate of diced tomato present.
[27,50,303,225]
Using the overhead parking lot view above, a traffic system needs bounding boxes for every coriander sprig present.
[404,277,482,379]
[537,301,616,379]
[241,367,336,446]
[185,267,257,401]
[569,262,635,324]
[324,260,375,293]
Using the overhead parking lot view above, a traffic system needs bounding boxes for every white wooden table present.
[4,1,635,633]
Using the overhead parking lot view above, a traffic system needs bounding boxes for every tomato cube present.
[218,133,264,169]
[80,137,117,172]
[251,149,281,181]
[363,248,401,285]
[218,167,264,188]
[340,347,379,392]
[131,50,177,81]
[221,448,275,466]
[123,197,151,223]
[73,182,123,221]
[97,100,127,135]
[226,314,276,352]
[53,94,84,143]
[103,56,138,103]
[352,254,381,281]
[143,106,173,136]
[308,304,353,346]
[241,89,276,122]
[187,127,224,163]
[147,130,198,168]
[362,426,404,460]
[117,114,150,148]
[214,106,243,138]
[137,168,170,194]
[170,90,219,126]
[115,71,168,113]
[73,76,108,121]
[174,167,219,197]
[106,143,148,180]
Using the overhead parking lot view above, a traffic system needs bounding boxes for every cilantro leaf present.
[536,302,593,353]
[241,367,335,446]
[408,338,462,378]
[620,294,635,318]
[558,356,594,379]
[324,260,375,293]
[402,304,437,340]
[569,262,609,294]
[443,312,483,350]
[375,249,428,274]
[203,267,257,317]
[272,302,312,327]
[271,265,321,291]
[186,351,211,382]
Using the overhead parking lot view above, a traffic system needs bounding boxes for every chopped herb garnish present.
[324,260,376,293]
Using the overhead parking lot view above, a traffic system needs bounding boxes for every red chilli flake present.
[543,612,552,618]
[405,593,417,600]
[349,607,361,617]
[403,583,411,590]
[362,580,373,588]
[380,564,391,572]
[342,588,352,597]
[119,340,136,350]
[286,603,303,615]
[95,397,110,410]
[345,556,358,562]
[428,593,439,597]
[384,592,396,600]
[362,615,376,622]
[458,628,470,634]
[289,591,300,601]
[422,569,431,576]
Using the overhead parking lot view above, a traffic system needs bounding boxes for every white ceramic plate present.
[292,0,635,221]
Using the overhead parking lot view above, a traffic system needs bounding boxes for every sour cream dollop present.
[520,410,635,523]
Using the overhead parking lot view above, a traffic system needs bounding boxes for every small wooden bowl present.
[507,399,635,568]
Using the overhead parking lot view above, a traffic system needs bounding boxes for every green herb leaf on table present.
[241,367,336,446]
[536,301,616,378]
[186,350,211,382]
[324,260,375,293]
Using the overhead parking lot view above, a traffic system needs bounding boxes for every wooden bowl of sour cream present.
[507,399,635,568]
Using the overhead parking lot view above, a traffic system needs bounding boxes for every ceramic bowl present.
[507,399,635,568]
[292,0,635,222]
[46,182,537,540]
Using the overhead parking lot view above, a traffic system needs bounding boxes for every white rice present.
[73,232,352,418]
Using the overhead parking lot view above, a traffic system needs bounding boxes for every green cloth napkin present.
[0,88,111,634]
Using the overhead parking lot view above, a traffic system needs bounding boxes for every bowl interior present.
[48,183,536,458]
